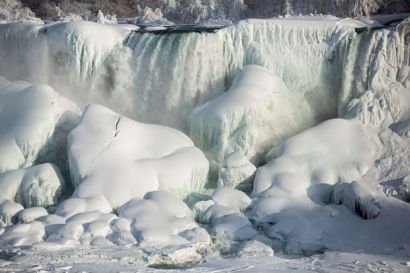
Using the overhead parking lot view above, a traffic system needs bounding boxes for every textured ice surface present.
[0,163,64,208]
[254,119,380,196]
[332,181,381,219]
[119,192,205,248]
[0,18,356,131]
[0,198,23,225]
[68,104,209,207]
[0,15,409,269]
[0,77,80,176]
[191,65,315,180]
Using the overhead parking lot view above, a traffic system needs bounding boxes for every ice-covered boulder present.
[344,83,410,129]
[18,207,48,223]
[212,187,251,211]
[55,195,112,220]
[0,199,23,225]
[117,191,210,252]
[68,104,209,207]
[0,77,80,175]
[0,163,64,208]
[190,65,315,178]
[217,151,256,189]
[254,119,380,196]
[0,221,45,248]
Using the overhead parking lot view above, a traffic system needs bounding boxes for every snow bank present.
[254,119,380,196]
[0,163,64,208]
[0,77,80,176]
[68,105,209,207]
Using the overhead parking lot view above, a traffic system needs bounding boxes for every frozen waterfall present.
[0,18,407,134]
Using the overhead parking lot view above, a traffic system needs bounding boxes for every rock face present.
[68,105,209,207]
[0,77,80,176]
[0,163,65,208]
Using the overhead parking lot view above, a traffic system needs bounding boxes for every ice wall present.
[0,18,407,133]
[0,18,356,131]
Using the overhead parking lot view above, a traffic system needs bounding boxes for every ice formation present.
[190,65,315,181]
[0,18,359,130]
[0,198,23,225]
[68,104,209,207]
[0,11,409,269]
[0,163,64,208]
[253,119,380,196]
[0,77,80,176]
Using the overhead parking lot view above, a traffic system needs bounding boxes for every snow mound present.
[212,187,251,211]
[0,221,44,248]
[18,207,48,223]
[0,77,80,176]
[68,104,209,207]
[119,197,199,247]
[254,119,380,196]
[190,65,315,177]
[0,199,23,225]
[55,195,112,219]
[0,163,64,208]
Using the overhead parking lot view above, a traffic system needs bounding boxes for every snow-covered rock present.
[0,199,23,225]
[190,65,315,173]
[119,193,201,247]
[68,105,209,207]
[212,187,251,211]
[0,77,80,176]
[238,239,274,257]
[217,151,256,189]
[345,83,410,129]
[144,191,193,219]
[0,163,64,208]
[55,195,112,219]
[254,119,380,196]
[18,207,48,223]
[0,221,45,248]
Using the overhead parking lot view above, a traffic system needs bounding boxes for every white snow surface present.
[254,118,380,196]
[68,104,209,207]
[0,15,409,271]
[0,163,64,208]
[0,76,80,176]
